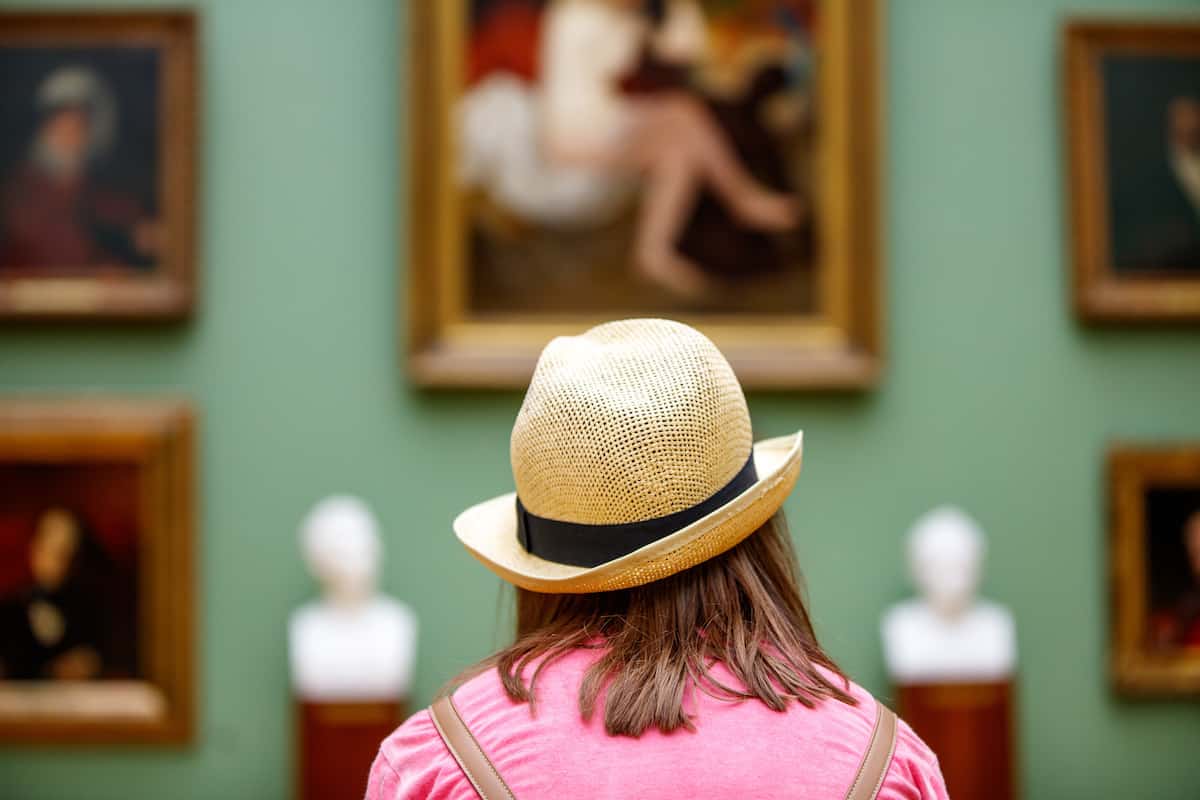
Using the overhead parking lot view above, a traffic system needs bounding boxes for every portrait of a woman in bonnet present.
[366,319,948,799]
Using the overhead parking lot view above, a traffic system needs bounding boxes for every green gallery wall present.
[1,1,1199,798]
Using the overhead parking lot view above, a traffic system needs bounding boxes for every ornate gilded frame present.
[0,11,198,321]
[1065,20,1200,323]
[406,0,884,389]
[1109,444,1200,696]
[0,398,195,744]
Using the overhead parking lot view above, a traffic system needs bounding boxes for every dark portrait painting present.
[461,0,817,315]
[1102,54,1200,274]
[1110,445,1200,696]
[410,1,882,389]
[0,11,196,320]
[0,47,161,276]
[0,399,194,744]
[0,463,141,682]
[1066,22,1200,322]
[1144,487,1200,652]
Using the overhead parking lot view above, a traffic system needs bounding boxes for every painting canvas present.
[1110,446,1200,696]
[409,0,881,388]
[1103,57,1200,275]
[1144,488,1200,653]
[0,465,142,684]
[0,12,196,320]
[0,399,193,744]
[1065,21,1200,321]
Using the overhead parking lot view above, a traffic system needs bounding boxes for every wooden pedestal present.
[896,681,1017,800]
[295,699,405,800]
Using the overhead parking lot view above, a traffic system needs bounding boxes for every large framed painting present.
[0,399,194,744]
[0,11,197,320]
[408,0,882,389]
[1066,21,1200,322]
[1109,445,1200,696]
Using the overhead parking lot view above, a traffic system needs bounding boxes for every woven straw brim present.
[453,432,803,593]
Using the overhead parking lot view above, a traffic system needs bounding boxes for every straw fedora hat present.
[453,318,804,594]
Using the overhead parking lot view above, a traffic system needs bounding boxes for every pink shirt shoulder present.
[366,650,948,800]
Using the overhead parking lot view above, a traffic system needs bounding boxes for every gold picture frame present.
[1065,20,1200,322]
[1109,445,1200,696]
[0,11,198,320]
[406,0,883,389]
[0,398,195,744]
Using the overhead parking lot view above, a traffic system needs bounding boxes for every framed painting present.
[408,0,883,389]
[0,11,197,320]
[0,399,195,744]
[1065,21,1200,322]
[1109,445,1200,696]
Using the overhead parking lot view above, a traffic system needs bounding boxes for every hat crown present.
[511,319,753,525]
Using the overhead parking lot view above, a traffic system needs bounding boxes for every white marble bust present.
[881,506,1016,684]
[288,496,418,701]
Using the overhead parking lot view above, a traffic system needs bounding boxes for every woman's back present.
[368,320,948,799]
[367,649,946,800]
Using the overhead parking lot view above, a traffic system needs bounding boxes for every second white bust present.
[881,506,1016,684]
[289,496,418,701]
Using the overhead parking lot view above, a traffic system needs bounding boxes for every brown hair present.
[453,513,856,737]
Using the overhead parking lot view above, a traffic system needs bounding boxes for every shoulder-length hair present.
[454,512,856,737]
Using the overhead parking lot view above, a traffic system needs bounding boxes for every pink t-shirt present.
[366,649,949,799]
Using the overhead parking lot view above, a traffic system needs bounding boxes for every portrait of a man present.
[0,51,162,275]
[1102,54,1200,274]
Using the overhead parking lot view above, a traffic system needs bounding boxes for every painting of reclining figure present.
[409,0,881,389]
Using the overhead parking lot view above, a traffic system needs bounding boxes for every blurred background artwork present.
[881,507,1018,800]
[462,0,816,312]
[0,56,160,275]
[1110,446,1200,696]
[1104,59,1200,273]
[0,400,194,744]
[1145,489,1200,651]
[0,12,196,320]
[1066,21,1200,321]
[290,496,417,800]
[289,496,418,703]
[0,471,141,684]
[409,0,882,389]
[881,507,1017,685]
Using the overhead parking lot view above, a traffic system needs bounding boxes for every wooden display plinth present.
[296,699,405,800]
[896,681,1016,800]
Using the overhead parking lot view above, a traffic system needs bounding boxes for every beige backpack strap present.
[844,700,899,800]
[429,691,895,800]
[429,694,517,800]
